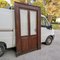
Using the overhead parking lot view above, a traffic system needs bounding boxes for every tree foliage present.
[33,1,47,16]
[10,0,47,16]
[45,0,60,17]
[0,0,9,8]
[10,0,26,6]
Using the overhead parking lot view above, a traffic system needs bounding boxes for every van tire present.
[45,36,53,45]
[0,44,5,57]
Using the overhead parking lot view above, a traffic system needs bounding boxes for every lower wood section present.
[21,37,29,53]
[29,35,37,51]
[16,38,22,54]
[21,36,38,53]
[16,35,39,56]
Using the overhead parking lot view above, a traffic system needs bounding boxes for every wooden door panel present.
[21,37,29,53]
[29,36,37,51]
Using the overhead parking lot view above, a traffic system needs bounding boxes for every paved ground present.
[0,30,60,60]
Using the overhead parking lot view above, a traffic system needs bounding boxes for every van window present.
[41,17,46,26]
[41,17,49,26]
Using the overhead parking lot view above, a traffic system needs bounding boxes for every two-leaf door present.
[14,2,41,56]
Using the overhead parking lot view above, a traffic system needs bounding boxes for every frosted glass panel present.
[30,11,36,35]
[20,9,28,36]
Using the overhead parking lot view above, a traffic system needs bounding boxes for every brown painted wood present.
[21,36,29,53]
[28,35,37,51]
[14,2,41,56]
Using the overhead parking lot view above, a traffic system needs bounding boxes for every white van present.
[0,8,54,56]
[41,15,54,44]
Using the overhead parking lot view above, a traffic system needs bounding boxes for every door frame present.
[14,2,41,56]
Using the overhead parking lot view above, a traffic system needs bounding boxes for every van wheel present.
[45,36,53,45]
[0,44,5,57]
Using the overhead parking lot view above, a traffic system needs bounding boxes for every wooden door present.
[14,2,41,56]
